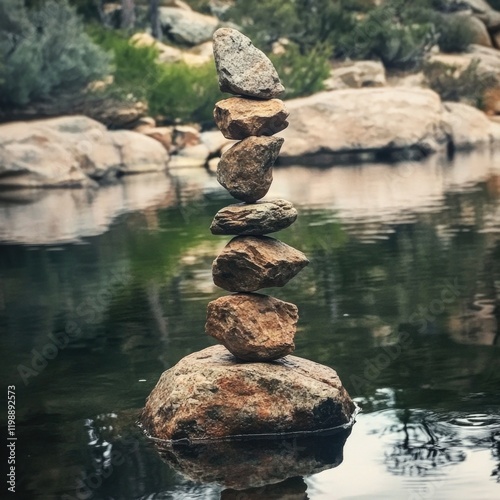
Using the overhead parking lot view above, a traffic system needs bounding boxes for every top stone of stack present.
[213,28,285,100]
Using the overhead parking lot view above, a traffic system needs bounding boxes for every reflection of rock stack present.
[206,27,308,361]
[140,29,355,443]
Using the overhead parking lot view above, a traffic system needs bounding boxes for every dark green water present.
[0,151,499,499]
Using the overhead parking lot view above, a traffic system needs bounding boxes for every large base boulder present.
[140,345,356,442]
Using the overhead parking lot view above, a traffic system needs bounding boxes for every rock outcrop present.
[0,116,169,188]
[159,7,219,46]
[278,87,448,159]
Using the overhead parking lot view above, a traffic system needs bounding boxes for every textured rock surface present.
[158,431,350,490]
[0,116,169,188]
[278,87,448,158]
[213,28,285,99]
[210,199,297,235]
[111,131,170,174]
[217,136,283,202]
[206,293,298,361]
[214,97,289,139]
[324,60,386,91]
[443,101,500,149]
[140,345,356,441]
[159,7,218,46]
[212,236,309,292]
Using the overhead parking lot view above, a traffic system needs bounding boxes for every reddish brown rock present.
[210,199,297,236]
[217,136,283,202]
[212,236,309,292]
[206,293,298,361]
[139,345,356,441]
[214,97,289,140]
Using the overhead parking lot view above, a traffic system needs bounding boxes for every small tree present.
[0,0,111,108]
[121,0,136,30]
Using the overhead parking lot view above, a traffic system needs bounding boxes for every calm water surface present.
[0,151,499,499]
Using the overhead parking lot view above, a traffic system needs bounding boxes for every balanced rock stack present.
[206,27,308,362]
[140,29,356,443]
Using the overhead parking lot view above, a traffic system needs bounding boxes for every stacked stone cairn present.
[206,28,309,361]
[139,28,355,443]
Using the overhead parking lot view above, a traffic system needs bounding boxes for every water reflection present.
[156,429,350,491]
[0,152,499,498]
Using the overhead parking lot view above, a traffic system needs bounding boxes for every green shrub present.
[224,0,356,54]
[89,26,222,124]
[437,14,477,53]
[0,0,111,108]
[423,59,497,107]
[336,4,437,70]
[271,43,330,99]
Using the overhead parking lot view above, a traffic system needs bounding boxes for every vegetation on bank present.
[1,0,499,125]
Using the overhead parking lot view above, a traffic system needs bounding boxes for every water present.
[0,150,499,499]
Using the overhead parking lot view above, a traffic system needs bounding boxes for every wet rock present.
[214,97,289,139]
[217,136,283,202]
[213,28,285,99]
[140,345,356,441]
[206,293,298,361]
[210,199,297,235]
[212,236,309,292]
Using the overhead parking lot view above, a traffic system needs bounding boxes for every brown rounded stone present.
[214,97,289,140]
[212,235,309,292]
[139,345,356,441]
[206,293,298,361]
[210,199,297,236]
[217,136,284,203]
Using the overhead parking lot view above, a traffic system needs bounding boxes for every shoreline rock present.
[0,116,169,188]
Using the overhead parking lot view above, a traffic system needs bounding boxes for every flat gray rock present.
[217,136,283,203]
[210,199,297,235]
[212,235,309,292]
[213,28,285,99]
